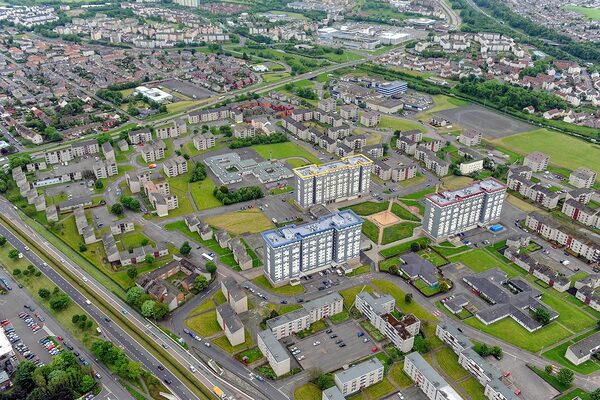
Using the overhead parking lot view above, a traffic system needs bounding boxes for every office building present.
[355,291,419,352]
[262,211,362,286]
[334,358,384,396]
[376,80,408,96]
[404,352,464,400]
[422,178,506,240]
[294,154,373,208]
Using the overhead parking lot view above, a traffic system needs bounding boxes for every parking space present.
[91,206,118,229]
[44,180,95,199]
[285,320,377,373]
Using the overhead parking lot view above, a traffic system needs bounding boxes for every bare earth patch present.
[369,211,401,227]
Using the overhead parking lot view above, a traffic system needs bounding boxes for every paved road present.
[0,200,260,400]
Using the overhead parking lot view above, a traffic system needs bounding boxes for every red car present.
[57,336,63,341]
[371,347,378,353]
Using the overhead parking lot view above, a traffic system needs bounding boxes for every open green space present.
[563,5,600,20]
[190,177,221,211]
[262,72,291,83]
[379,238,430,258]
[362,219,380,243]
[187,297,216,317]
[493,128,600,175]
[417,248,448,267]
[343,201,388,216]
[252,142,319,164]
[205,209,274,235]
[416,94,469,122]
[379,115,426,132]
[186,310,221,337]
[340,285,374,309]
[555,389,593,400]
[449,249,521,278]
[463,315,572,353]
[388,362,413,388]
[381,222,419,245]
[401,187,436,200]
[329,310,350,324]
[414,278,441,296]
[346,265,371,277]
[251,275,304,296]
[434,348,469,380]
[371,280,435,322]
[542,329,600,374]
[294,383,321,400]
[362,377,396,399]
[540,293,597,333]
[212,330,253,354]
[236,347,264,365]
[163,172,198,218]
[432,244,469,257]
[391,202,420,221]
[458,376,487,400]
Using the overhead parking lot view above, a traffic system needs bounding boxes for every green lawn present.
[388,362,413,388]
[416,94,469,122]
[417,248,448,267]
[236,346,264,364]
[340,285,374,309]
[294,383,321,400]
[205,209,274,235]
[346,265,371,277]
[212,330,254,354]
[252,142,319,164]
[493,128,600,175]
[432,244,470,257]
[251,275,304,296]
[371,280,435,322]
[563,5,600,20]
[186,310,221,337]
[434,348,469,380]
[343,201,388,216]
[555,389,593,400]
[401,187,436,200]
[362,377,396,399]
[449,249,521,278]
[262,72,290,83]
[542,340,600,375]
[391,202,420,221]
[379,115,426,132]
[362,219,380,243]
[161,171,197,218]
[190,178,221,211]
[458,376,487,400]
[381,222,419,245]
[463,316,572,352]
[187,297,215,317]
[329,310,350,324]
[119,232,154,250]
[379,238,430,258]
[540,293,597,333]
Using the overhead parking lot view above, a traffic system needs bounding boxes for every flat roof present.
[294,154,372,179]
[258,329,290,363]
[426,177,506,207]
[262,210,363,248]
[335,358,383,385]
[405,352,463,400]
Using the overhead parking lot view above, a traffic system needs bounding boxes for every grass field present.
[542,335,600,374]
[379,115,426,132]
[556,389,593,400]
[251,275,304,296]
[294,383,321,400]
[442,176,474,190]
[362,219,380,243]
[379,238,430,258]
[563,5,600,20]
[205,209,274,235]
[190,178,221,211]
[434,348,469,380]
[362,377,396,399]
[262,72,290,83]
[381,222,419,245]
[388,362,412,388]
[417,248,447,267]
[186,310,221,337]
[416,94,469,122]
[493,128,600,175]
[450,249,521,278]
[340,285,374,309]
[458,376,487,400]
[432,244,469,257]
[391,202,420,221]
[252,142,320,164]
[540,293,597,333]
[371,280,434,322]
[463,316,572,352]
[344,201,388,216]
[212,330,254,354]
[163,172,197,218]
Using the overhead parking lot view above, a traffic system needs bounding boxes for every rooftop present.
[334,358,383,385]
[567,331,600,359]
[426,178,506,207]
[262,210,363,248]
[216,302,243,333]
[405,352,463,400]
[258,329,289,363]
[294,154,372,179]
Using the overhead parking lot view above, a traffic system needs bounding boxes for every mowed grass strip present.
[344,201,389,216]
[251,275,304,296]
[186,310,221,337]
[252,142,319,164]
[540,293,597,333]
[294,383,321,400]
[381,222,419,245]
[493,128,600,175]
[205,209,274,235]
[434,348,469,380]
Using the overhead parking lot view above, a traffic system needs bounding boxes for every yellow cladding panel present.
[293,155,373,178]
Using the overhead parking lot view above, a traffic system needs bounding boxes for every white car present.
[190,365,197,373]
[313,341,320,346]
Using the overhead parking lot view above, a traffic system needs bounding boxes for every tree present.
[8,249,19,260]
[205,261,217,274]
[412,336,432,353]
[144,254,154,265]
[95,180,104,189]
[153,301,169,320]
[314,373,335,390]
[195,275,209,291]
[590,388,600,400]
[110,203,124,215]
[121,196,141,211]
[389,264,399,275]
[9,153,32,169]
[141,300,156,318]
[439,281,450,292]
[410,242,420,252]
[126,286,145,307]
[38,288,50,299]
[0,236,6,246]
[180,241,192,255]
[127,267,138,279]
[490,346,503,359]
[141,238,149,246]
[71,315,81,324]
[79,242,87,252]
[49,292,71,311]
[556,368,574,387]
[545,365,553,374]
[405,293,413,304]
[79,374,95,393]
[13,268,21,277]
[534,307,550,325]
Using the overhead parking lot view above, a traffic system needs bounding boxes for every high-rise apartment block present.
[261,210,362,286]
[294,154,373,208]
[423,178,506,241]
